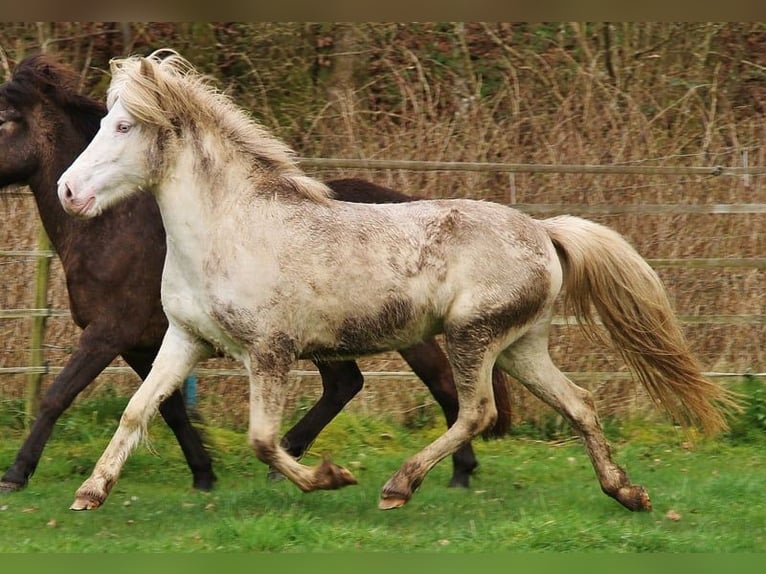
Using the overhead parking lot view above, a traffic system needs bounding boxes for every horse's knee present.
[577,386,596,408]
[328,368,363,405]
[457,399,497,438]
[119,405,148,433]
[37,393,68,419]
[345,366,364,395]
[570,387,600,426]
[317,361,364,406]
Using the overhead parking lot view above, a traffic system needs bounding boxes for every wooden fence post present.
[26,224,52,428]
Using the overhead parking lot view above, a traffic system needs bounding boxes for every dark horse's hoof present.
[447,474,470,488]
[192,473,218,491]
[267,467,286,482]
[0,480,25,493]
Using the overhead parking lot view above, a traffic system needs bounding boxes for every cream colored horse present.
[58,50,737,513]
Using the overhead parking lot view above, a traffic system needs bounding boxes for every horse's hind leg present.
[398,341,479,488]
[379,342,499,509]
[279,360,364,460]
[496,327,652,512]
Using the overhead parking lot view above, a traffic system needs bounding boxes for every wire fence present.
[1,159,764,395]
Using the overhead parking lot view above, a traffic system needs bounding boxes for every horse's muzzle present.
[57,181,95,218]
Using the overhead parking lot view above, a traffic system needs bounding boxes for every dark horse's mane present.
[1,54,105,138]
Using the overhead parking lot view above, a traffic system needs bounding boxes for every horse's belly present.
[301,304,441,361]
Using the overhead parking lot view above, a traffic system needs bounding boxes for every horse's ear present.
[37,62,61,92]
[139,58,156,83]
[39,63,54,80]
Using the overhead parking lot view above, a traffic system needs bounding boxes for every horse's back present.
[270,197,558,302]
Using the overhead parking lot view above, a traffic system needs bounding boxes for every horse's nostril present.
[64,184,73,200]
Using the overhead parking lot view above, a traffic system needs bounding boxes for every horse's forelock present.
[0,55,105,139]
[108,56,174,130]
[108,50,329,203]
[3,55,77,107]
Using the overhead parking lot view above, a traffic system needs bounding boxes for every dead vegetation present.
[0,23,763,431]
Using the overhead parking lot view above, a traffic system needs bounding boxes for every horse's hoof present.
[378,496,408,510]
[70,495,103,511]
[334,466,358,487]
[0,480,24,493]
[313,459,357,490]
[192,473,217,491]
[617,485,652,512]
[448,475,470,489]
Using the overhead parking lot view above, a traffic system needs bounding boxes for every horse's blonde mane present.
[107,49,331,203]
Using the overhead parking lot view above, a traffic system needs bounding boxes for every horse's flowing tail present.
[541,215,740,435]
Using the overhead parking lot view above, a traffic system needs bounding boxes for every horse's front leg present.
[1,326,122,492]
[70,325,210,510]
[247,346,357,492]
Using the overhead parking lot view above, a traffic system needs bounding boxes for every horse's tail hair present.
[541,215,741,435]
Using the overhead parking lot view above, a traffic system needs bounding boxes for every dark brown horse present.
[0,54,511,492]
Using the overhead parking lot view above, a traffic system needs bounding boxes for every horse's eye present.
[116,121,132,133]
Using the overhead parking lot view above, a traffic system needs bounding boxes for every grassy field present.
[1,392,765,553]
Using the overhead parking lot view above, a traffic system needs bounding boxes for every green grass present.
[1,395,765,552]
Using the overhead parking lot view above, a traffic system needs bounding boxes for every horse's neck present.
[28,159,83,249]
[154,163,280,280]
[154,175,216,268]
[155,149,244,246]
[28,126,98,260]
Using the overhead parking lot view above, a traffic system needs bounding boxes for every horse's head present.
[59,48,332,218]
[57,93,153,218]
[0,93,33,188]
[1,54,104,189]
[57,53,176,218]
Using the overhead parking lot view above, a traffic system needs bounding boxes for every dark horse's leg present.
[275,339,511,488]
[0,325,216,493]
[121,349,216,491]
[277,360,364,465]
[1,328,122,492]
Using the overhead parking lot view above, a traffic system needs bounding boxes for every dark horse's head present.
[0,54,105,188]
